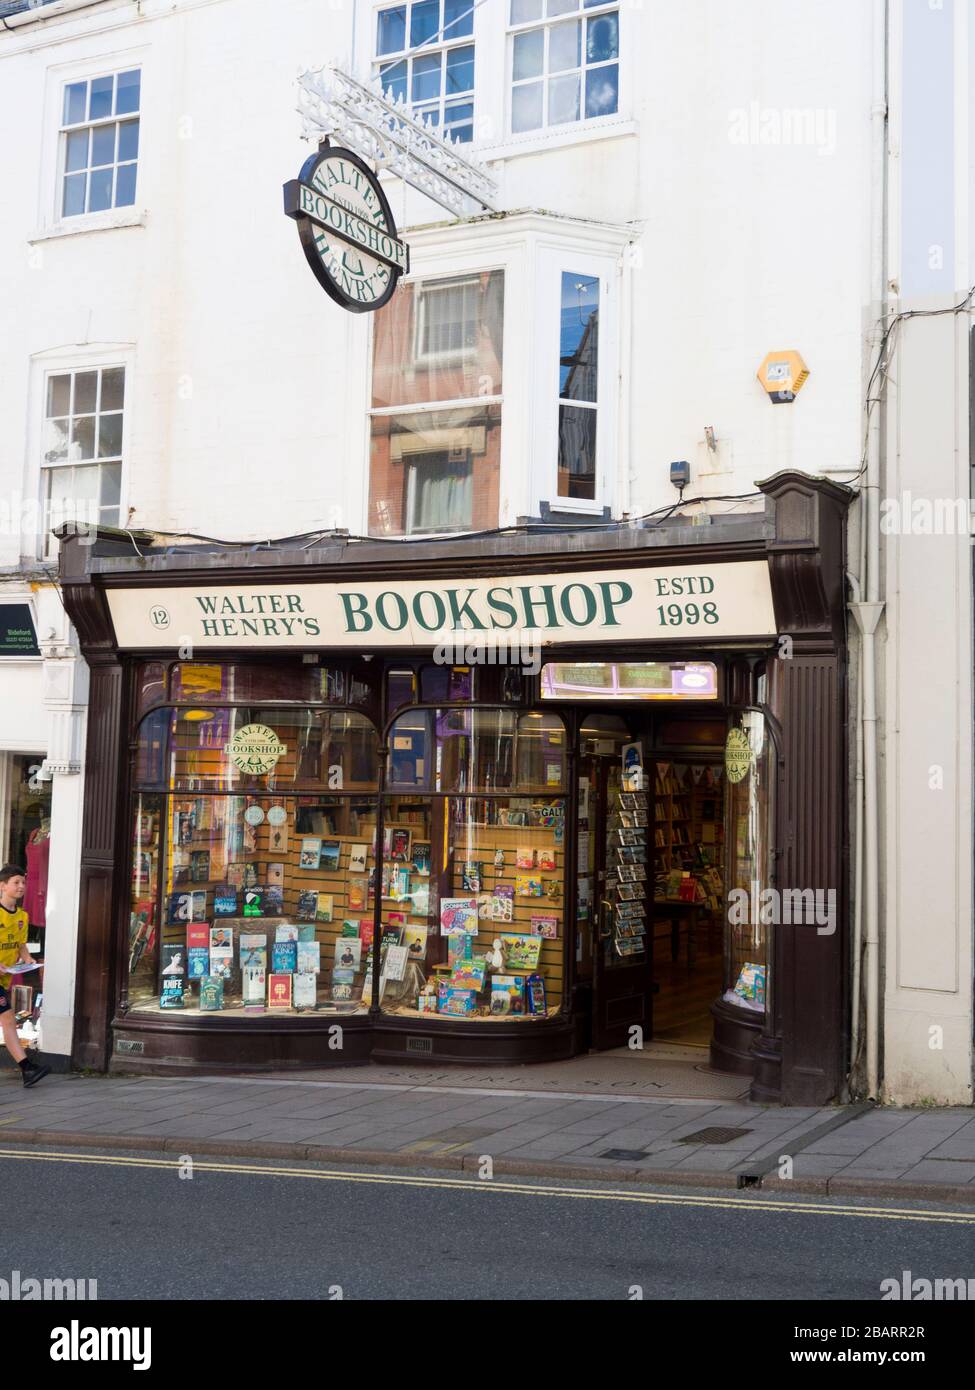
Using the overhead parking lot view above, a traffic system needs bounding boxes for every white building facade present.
[0,0,968,1102]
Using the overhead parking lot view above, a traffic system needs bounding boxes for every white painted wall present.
[0,0,874,550]
[880,0,973,1105]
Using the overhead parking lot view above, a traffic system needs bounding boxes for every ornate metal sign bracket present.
[297,65,499,219]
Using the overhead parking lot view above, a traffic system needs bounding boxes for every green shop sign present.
[106,562,777,650]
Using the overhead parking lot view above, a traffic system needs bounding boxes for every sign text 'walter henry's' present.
[283,145,408,312]
[105,562,777,650]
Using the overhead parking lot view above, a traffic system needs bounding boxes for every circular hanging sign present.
[244,804,265,826]
[267,805,287,827]
[282,145,409,313]
[725,727,753,784]
[225,724,287,776]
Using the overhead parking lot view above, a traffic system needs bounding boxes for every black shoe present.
[21,1060,51,1087]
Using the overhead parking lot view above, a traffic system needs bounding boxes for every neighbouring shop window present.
[541,661,719,700]
[374,0,475,142]
[60,68,140,217]
[369,271,504,536]
[723,712,774,1016]
[42,365,124,544]
[509,0,619,134]
[557,271,599,500]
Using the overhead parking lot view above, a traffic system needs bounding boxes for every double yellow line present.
[0,1147,972,1225]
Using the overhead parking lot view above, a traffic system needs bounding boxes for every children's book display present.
[377,797,563,1020]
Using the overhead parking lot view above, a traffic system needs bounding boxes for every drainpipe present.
[848,0,889,1100]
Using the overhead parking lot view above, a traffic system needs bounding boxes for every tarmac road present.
[2,1143,973,1303]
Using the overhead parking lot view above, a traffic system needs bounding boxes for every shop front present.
[59,471,851,1104]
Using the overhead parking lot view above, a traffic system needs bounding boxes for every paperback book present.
[271,941,297,973]
[296,941,321,974]
[199,976,224,1011]
[319,840,341,871]
[299,838,322,870]
[294,972,317,1008]
[296,891,319,921]
[267,973,293,1009]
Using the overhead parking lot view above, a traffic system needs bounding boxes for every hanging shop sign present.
[0,603,39,656]
[283,145,408,313]
[725,727,754,783]
[105,560,777,651]
[225,724,288,776]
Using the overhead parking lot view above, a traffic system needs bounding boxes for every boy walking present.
[0,865,50,1086]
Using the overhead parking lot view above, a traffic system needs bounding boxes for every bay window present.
[368,270,504,536]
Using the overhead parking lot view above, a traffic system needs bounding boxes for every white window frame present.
[506,0,622,141]
[36,45,147,239]
[372,0,477,143]
[26,344,135,561]
[531,243,620,516]
[58,65,141,221]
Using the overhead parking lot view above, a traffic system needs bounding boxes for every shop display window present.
[158,707,379,793]
[386,709,565,794]
[377,793,566,1021]
[135,661,167,718]
[128,688,568,1022]
[723,711,773,1015]
[128,792,164,1009]
[167,662,374,707]
[150,792,383,1017]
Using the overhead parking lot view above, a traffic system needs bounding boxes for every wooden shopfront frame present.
[59,471,852,1103]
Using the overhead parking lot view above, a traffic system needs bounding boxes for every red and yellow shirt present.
[0,903,28,990]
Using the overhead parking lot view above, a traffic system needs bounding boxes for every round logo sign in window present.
[725,727,753,784]
[225,724,287,776]
[282,146,409,314]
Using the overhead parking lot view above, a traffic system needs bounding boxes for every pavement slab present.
[1,1062,973,1203]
